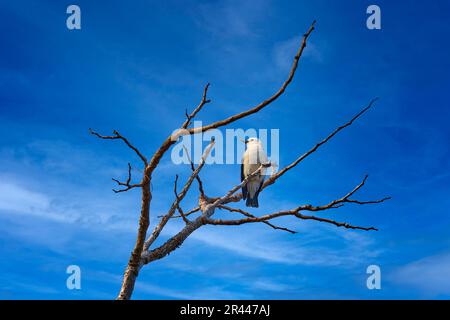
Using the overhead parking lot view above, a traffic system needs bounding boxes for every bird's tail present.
[246,194,259,208]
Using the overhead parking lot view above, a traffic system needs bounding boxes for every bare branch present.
[206,175,389,232]
[186,21,316,135]
[111,185,143,193]
[183,145,205,196]
[184,206,201,217]
[144,139,215,250]
[126,162,132,185]
[89,128,148,166]
[206,209,378,232]
[345,198,391,205]
[111,163,143,193]
[182,83,211,129]
[141,215,205,266]
[158,206,201,219]
[116,170,150,300]
[218,205,297,234]
[144,83,213,177]
[263,98,378,189]
[304,175,391,211]
[174,175,190,224]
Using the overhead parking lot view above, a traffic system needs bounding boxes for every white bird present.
[241,137,268,207]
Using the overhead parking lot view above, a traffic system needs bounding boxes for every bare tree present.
[90,21,390,300]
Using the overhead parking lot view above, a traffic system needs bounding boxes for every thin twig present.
[89,128,148,166]
[182,83,211,129]
[111,163,143,193]
[174,175,190,224]
[183,145,205,196]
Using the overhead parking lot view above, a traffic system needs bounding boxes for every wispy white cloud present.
[389,252,450,297]
[251,279,295,292]
[194,0,270,39]
[1,280,60,296]
[0,181,50,214]
[0,179,136,232]
[0,137,144,229]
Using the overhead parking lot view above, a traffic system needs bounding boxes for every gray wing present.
[254,174,265,200]
[241,162,248,200]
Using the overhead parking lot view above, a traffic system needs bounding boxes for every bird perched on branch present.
[241,137,268,207]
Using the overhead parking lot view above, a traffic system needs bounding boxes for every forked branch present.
[206,175,389,232]
[143,139,215,250]
[218,205,297,234]
[111,163,143,193]
[89,128,148,166]
[174,175,191,224]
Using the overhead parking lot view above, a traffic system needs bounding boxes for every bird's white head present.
[245,137,260,145]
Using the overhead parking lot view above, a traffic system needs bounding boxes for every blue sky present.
[1,0,449,299]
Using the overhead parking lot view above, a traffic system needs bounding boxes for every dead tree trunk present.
[90,21,389,300]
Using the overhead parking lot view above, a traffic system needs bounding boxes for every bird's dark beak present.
[244,138,248,144]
